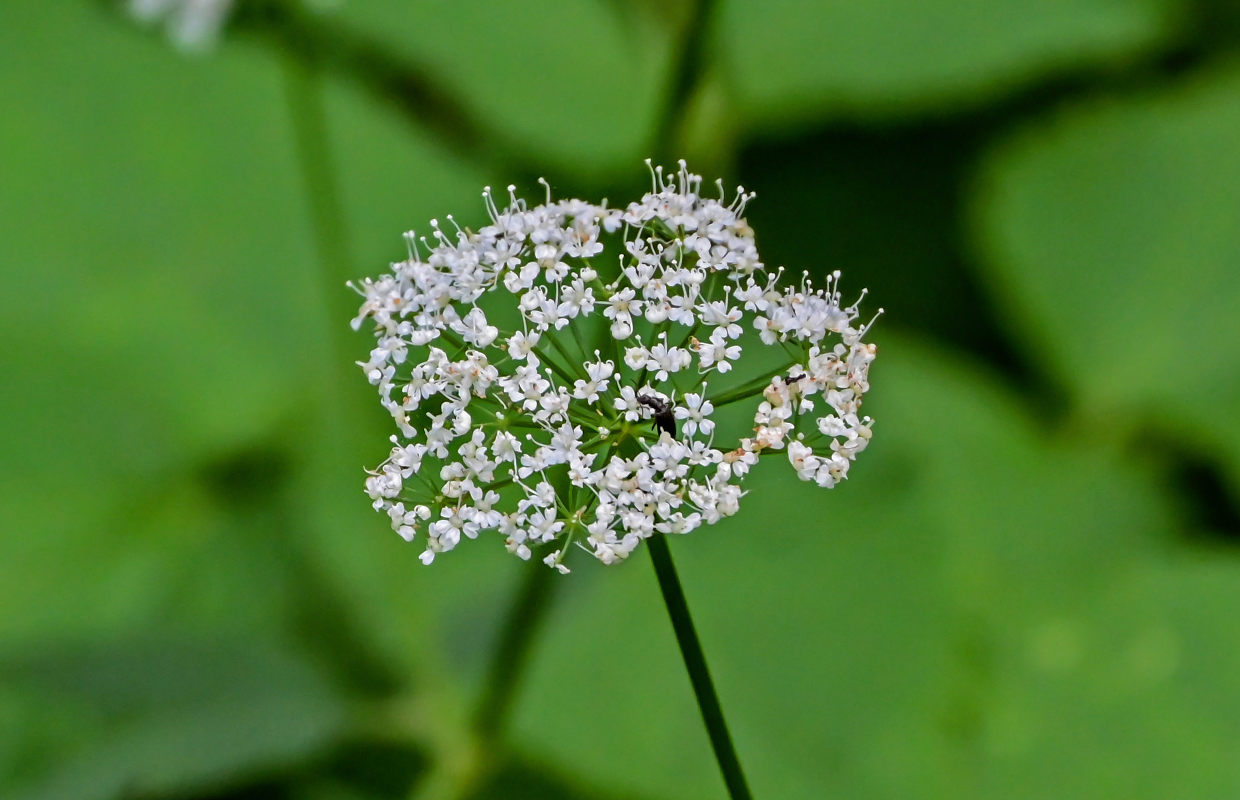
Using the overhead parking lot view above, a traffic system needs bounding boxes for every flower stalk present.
[648,533,752,800]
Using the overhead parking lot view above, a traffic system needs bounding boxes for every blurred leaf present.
[0,1,491,789]
[736,124,1022,379]
[970,556,1240,798]
[0,0,495,646]
[718,0,1181,127]
[0,1,485,483]
[972,59,1240,494]
[1,636,348,800]
[331,0,669,176]
[508,336,1206,799]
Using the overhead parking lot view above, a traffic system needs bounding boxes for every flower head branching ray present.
[351,162,879,572]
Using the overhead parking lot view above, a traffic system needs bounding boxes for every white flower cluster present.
[352,162,879,572]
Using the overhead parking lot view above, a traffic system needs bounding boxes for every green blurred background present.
[3,1,1240,798]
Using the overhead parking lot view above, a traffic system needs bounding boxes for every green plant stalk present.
[282,53,353,309]
[651,0,719,163]
[648,534,753,800]
[281,55,466,800]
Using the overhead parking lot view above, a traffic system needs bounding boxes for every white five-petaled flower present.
[352,162,880,571]
[675,392,715,438]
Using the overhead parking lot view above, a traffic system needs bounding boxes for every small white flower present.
[455,307,499,347]
[558,279,596,318]
[646,336,691,382]
[572,358,614,403]
[698,300,743,339]
[542,550,571,574]
[506,330,541,363]
[604,287,643,338]
[675,392,715,438]
[613,385,646,422]
[624,344,650,371]
[695,329,742,373]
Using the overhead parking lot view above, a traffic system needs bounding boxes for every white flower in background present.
[127,0,341,51]
[129,0,235,51]
[352,162,880,571]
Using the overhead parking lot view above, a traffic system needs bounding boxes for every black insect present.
[637,394,676,437]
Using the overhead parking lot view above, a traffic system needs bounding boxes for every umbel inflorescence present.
[351,162,879,572]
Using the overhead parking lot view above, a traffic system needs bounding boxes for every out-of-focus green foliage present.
[334,0,669,174]
[720,0,1182,124]
[974,59,1240,494]
[1,0,1238,799]
[2,637,348,800]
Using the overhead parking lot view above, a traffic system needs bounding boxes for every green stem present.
[532,341,582,386]
[709,362,796,409]
[650,0,717,163]
[544,328,588,380]
[238,0,525,172]
[407,561,557,800]
[648,534,753,800]
[283,51,352,305]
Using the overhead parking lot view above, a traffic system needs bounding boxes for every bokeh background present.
[3,1,1240,798]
